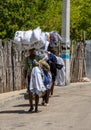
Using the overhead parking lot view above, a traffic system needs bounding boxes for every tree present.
[71,0,91,40]
[0,0,91,41]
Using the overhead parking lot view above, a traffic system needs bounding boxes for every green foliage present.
[0,0,91,41]
[71,0,91,40]
[0,0,62,39]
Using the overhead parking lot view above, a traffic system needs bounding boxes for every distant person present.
[54,51,65,86]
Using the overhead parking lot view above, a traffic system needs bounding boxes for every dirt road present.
[0,82,91,130]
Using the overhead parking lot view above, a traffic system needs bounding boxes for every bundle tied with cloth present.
[13,27,46,51]
[38,60,52,89]
[30,59,51,97]
[13,27,63,51]
[33,59,50,72]
[38,60,50,72]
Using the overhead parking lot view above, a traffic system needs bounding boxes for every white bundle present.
[30,27,41,43]
[13,27,45,50]
[39,32,50,51]
[23,30,32,43]
[40,32,46,45]
[14,31,24,43]
[13,27,63,51]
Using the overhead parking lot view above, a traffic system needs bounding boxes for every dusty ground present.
[0,82,91,130]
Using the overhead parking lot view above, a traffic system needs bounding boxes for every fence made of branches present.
[70,41,86,82]
[0,40,86,93]
[0,40,28,93]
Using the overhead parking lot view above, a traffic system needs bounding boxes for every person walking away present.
[46,52,57,95]
[54,51,66,86]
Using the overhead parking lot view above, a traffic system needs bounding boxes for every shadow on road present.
[13,104,30,107]
[13,103,45,107]
[0,109,42,114]
[0,110,28,114]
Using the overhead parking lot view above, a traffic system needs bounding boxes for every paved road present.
[0,82,91,130]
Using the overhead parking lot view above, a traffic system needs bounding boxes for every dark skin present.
[42,89,50,105]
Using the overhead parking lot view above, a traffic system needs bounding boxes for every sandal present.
[28,107,34,112]
[35,109,38,113]
[35,106,38,113]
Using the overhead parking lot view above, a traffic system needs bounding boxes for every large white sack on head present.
[13,27,46,51]
[40,32,46,44]
[23,30,32,43]
[39,32,50,51]
[30,27,41,43]
[14,30,33,43]
[14,31,24,43]
[13,30,32,51]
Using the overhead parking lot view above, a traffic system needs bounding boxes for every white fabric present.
[43,32,50,51]
[14,28,41,44]
[14,27,45,50]
[39,52,49,61]
[29,66,46,96]
[23,30,32,43]
[13,27,63,51]
[14,30,33,50]
[44,41,49,51]
[14,31,24,43]
[40,32,46,44]
[55,56,66,86]
[30,27,41,43]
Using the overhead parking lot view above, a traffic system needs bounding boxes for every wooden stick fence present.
[70,41,86,82]
[0,40,27,93]
[0,40,86,93]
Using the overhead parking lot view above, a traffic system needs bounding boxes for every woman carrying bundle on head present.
[28,59,52,112]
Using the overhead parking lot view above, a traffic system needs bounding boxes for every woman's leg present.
[50,81,55,95]
[41,91,47,105]
[35,94,39,112]
[50,74,55,95]
[46,89,50,104]
[28,92,34,112]
[27,76,30,92]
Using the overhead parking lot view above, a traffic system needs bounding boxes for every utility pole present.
[61,0,70,85]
